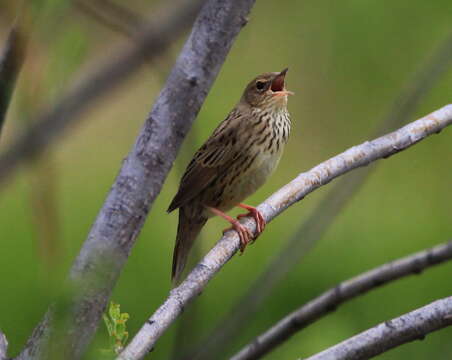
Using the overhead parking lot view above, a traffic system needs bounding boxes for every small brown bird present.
[168,68,293,283]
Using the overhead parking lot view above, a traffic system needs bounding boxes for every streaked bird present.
[168,68,293,283]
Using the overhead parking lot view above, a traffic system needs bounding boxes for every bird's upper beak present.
[271,68,294,96]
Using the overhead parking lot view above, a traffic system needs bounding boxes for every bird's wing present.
[167,109,245,212]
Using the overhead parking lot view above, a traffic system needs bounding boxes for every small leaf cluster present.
[102,301,130,355]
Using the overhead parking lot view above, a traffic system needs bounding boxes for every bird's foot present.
[222,221,254,253]
[237,203,266,236]
[206,206,254,253]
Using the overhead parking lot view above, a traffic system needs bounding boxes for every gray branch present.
[231,241,452,360]
[118,105,452,360]
[303,296,452,360]
[0,330,8,360]
[16,0,256,359]
[0,0,202,186]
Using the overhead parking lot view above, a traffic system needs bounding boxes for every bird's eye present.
[256,81,266,91]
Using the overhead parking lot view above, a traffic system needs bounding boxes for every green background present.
[1,0,451,359]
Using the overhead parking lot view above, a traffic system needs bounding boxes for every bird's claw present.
[223,220,254,253]
[237,204,266,235]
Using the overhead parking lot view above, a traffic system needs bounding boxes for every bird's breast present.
[211,109,290,212]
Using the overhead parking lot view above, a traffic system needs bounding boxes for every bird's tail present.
[172,207,206,286]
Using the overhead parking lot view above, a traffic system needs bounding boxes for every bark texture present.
[304,297,452,360]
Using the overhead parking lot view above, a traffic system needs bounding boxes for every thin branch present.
[74,0,145,38]
[16,0,256,359]
[0,330,7,360]
[231,241,452,360]
[0,0,202,187]
[185,30,452,360]
[119,105,452,360]
[0,24,26,135]
[303,296,452,360]
[16,312,51,360]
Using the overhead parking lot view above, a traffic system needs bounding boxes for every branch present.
[0,0,202,187]
[231,241,452,360]
[0,24,26,135]
[119,105,452,360]
[16,0,256,359]
[0,330,7,360]
[184,30,452,360]
[74,0,145,38]
[304,296,452,360]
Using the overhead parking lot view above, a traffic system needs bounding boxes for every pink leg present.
[207,206,254,253]
[237,203,266,235]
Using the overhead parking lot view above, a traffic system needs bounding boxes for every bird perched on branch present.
[168,68,293,284]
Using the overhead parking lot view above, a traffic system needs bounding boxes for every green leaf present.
[102,313,113,337]
[103,301,131,355]
[109,302,120,320]
[120,313,130,322]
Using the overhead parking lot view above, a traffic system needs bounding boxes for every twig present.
[231,241,452,360]
[0,329,7,360]
[0,24,26,135]
[185,30,452,360]
[0,0,202,187]
[74,0,145,38]
[15,0,256,359]
[303,296,452,360]
[118,105,452,360]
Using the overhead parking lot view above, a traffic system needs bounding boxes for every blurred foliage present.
[0,0,451,359]
[102,301,130,356]
[0,26,25,135]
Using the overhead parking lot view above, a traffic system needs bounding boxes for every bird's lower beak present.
[271,67,294,95]
[273,90,294,96]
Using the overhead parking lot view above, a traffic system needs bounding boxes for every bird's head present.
[241,68,293,110]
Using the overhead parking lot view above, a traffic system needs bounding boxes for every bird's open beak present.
[271,68,294,96]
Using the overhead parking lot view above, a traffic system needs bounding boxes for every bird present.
[167,68,293,284]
